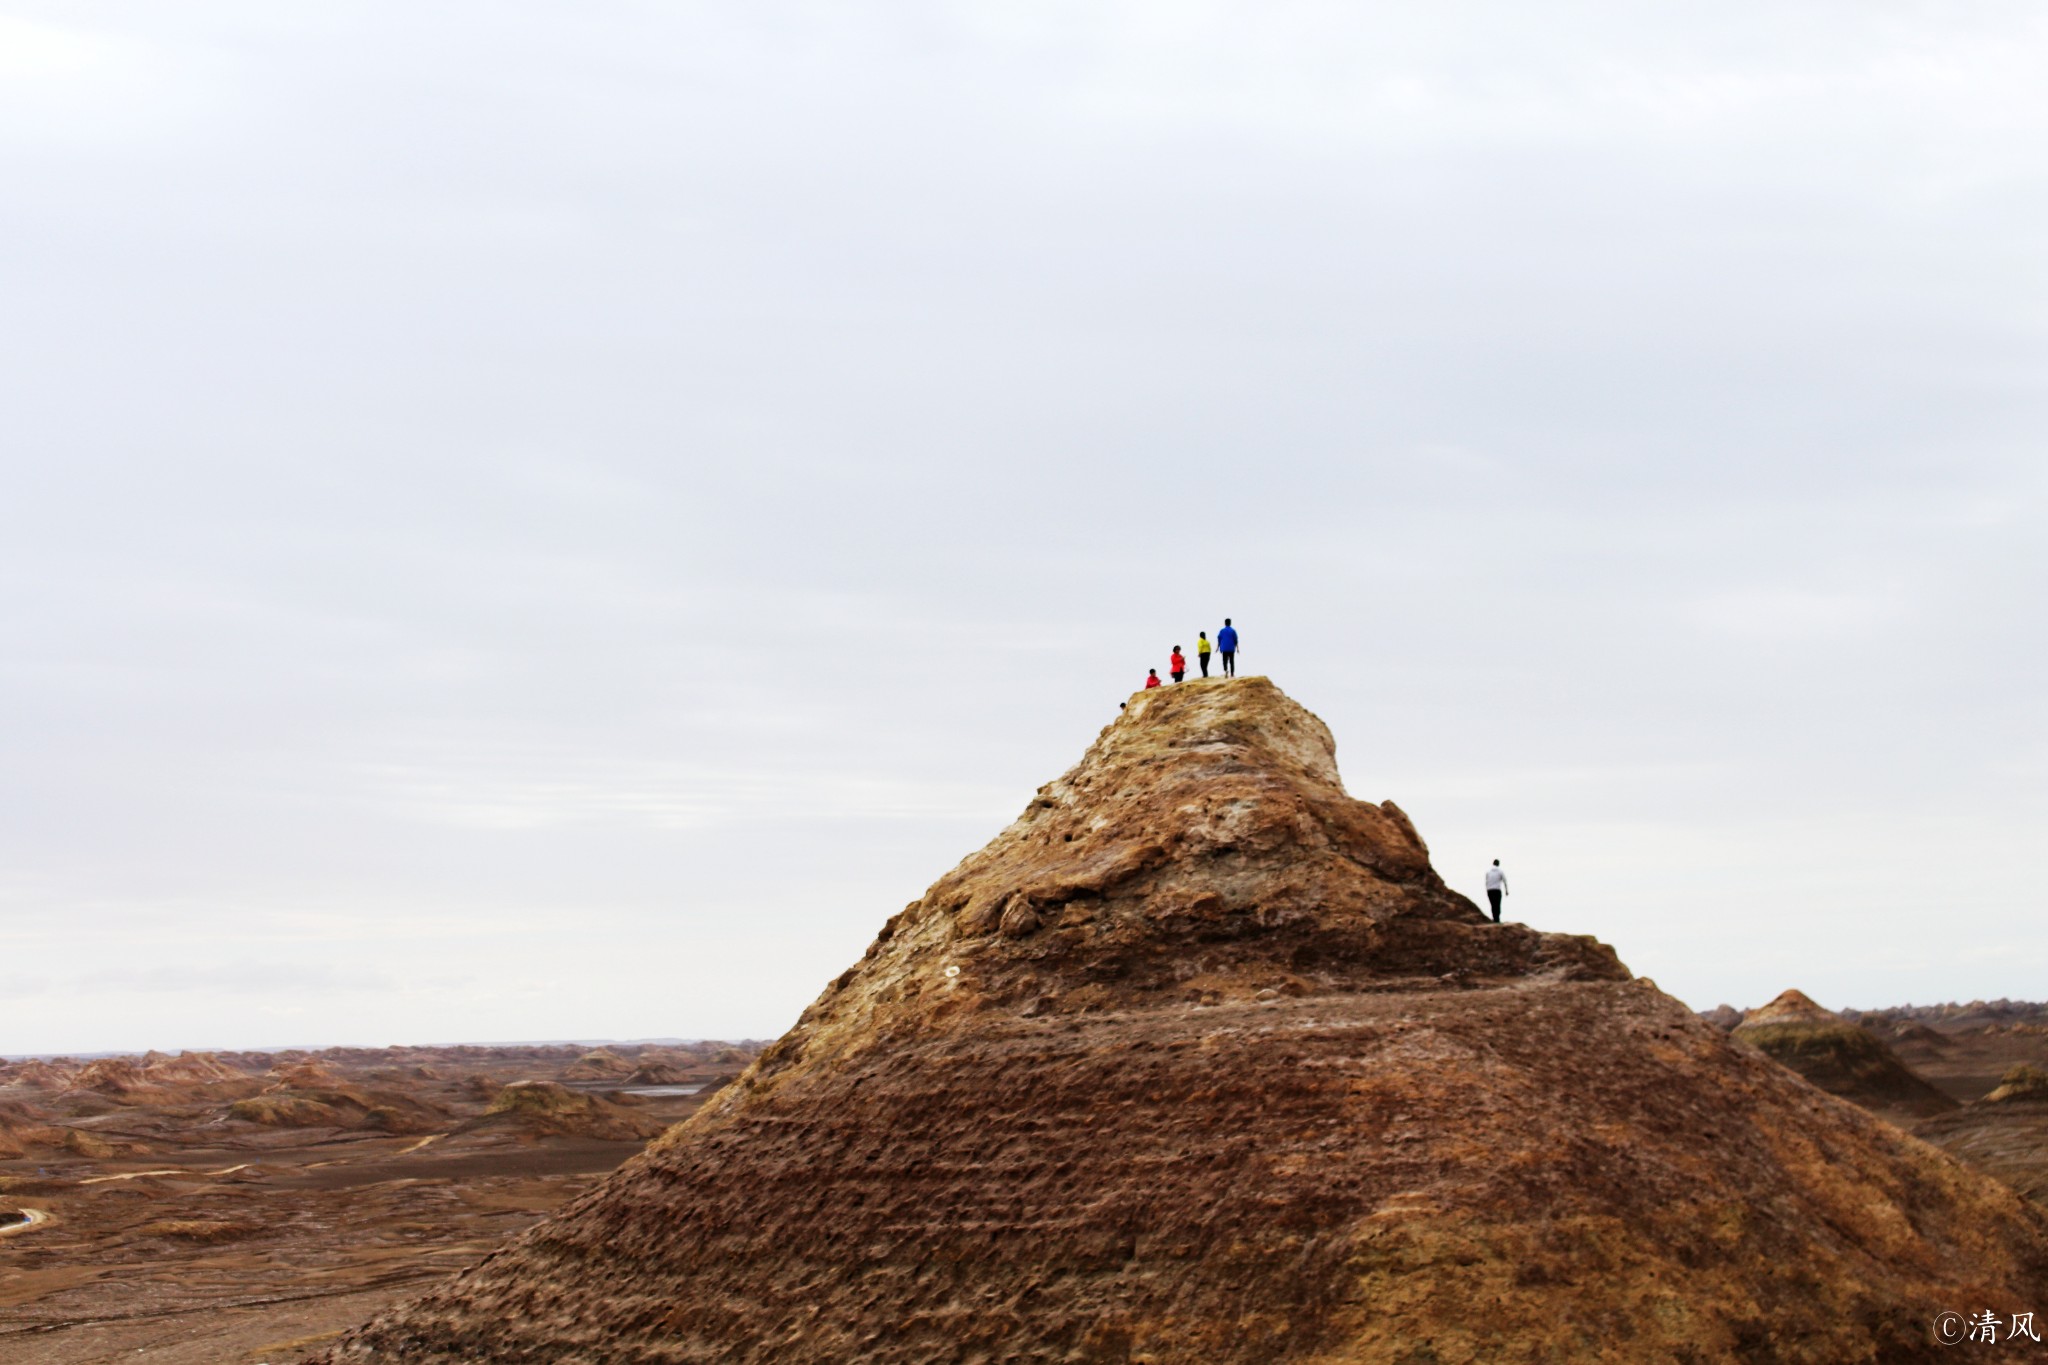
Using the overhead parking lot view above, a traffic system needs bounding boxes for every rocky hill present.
[228,1069,447,1134]
[460,1081,667,1142]
[313,678,2048,1365]
[1987,1065,2048,1105]
[1731,989,1958,1120]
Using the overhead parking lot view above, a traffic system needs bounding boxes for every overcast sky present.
[2,1,2042,1054]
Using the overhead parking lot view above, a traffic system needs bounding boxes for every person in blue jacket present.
[1217,618,1239,677]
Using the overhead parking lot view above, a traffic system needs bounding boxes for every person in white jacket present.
[1484,860,1508,923]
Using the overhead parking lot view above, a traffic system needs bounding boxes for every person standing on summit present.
[1217,619,1239,677]
[1169,646,1186,682]
[1485,860,1508,923]
[1195,632,1213,677]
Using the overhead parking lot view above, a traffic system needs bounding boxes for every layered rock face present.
[315,679,2048,1365]
[1986,1066,2048,1106]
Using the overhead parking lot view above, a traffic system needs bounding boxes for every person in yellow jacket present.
[1195,632,1213,678]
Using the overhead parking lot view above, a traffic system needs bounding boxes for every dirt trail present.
[78,1163,252,1185]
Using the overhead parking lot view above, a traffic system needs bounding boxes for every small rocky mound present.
[1734,989,1958,1118]
[316,679,2048,1365]
[1,1060,75,1091]
[63,1127,121,1158]
[1853,1014,1955,1050]
[268,1059,346,1089]
[0,1102,125,1159]
[0,1105,35,1158]
[231,1079,443,1134]
[142,1051,246,1086]
[230,1094,360,1128]
[623,1061,689,1086]
[69,1057,152,1097]
[463,1082,664,1142]
[559,1049,638,1082]
[1698,1003,1742,1030]
[1984,1064,2048,1105]
[63,1053,257,1105]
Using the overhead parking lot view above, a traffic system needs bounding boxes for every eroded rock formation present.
[1985,1065,2048,1106]
[312,678,2048,1364]
[463,1082,666,1142]
[1733,988,1958,1119]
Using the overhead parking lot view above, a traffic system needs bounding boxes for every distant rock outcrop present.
[315,678,2048,1365]
[560,1050,635,1082]
[0,1102,128,1159]
[462,1082,664,1142]
[231,1070,445,1135]
[0,1104,36,1159]
[1985,1064,2048,1106]
[70,1057,152,1097]
[143,1051,247,1087]
[1733,989,1959,1118]
[1698,1003,1742,1030]
[1,1059,75,1091]
[59,1051,259,1107]
[61,1127,119,1158]
[268,1059,346,1090]
[1853,999,2048,1033]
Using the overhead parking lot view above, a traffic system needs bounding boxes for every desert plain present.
[0,1040,759,1363]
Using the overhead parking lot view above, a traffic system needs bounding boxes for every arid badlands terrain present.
[0,1041,759,1362]
[6,677,2047,1362]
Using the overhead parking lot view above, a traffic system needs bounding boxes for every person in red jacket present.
[1144,669,1161,689]
[1169,647,1186,682]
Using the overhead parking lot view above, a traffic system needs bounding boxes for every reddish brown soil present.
[0,1043,756,1363]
